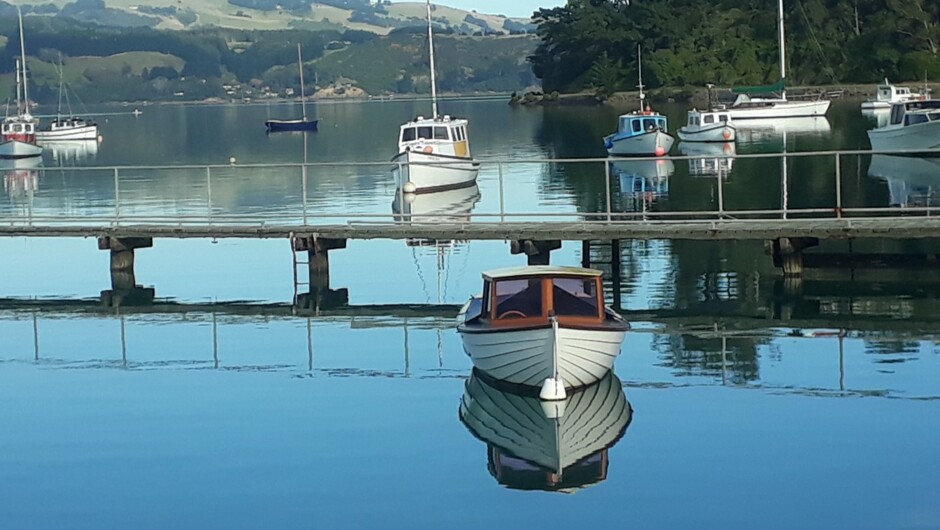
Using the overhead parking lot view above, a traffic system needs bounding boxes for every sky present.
[421,1,565,19]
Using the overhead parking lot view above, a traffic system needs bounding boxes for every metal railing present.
[3,148,940,228]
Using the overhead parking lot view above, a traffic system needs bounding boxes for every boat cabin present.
[888,100,940,126]
[470,266,608,327]
[398,115,471,158]
[686,109,732,128]
[616,113,668,137]
[1,117,36,141]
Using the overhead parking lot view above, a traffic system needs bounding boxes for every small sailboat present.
[459,370,633,492]
[0,8,41,160]
[265,44,318,133]
[603,46,675,157]
[36,55,98,142]
[391,0,479,193]
[456,266,629,401]
[726,0,830,119]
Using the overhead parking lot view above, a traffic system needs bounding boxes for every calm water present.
[2,98,940,529]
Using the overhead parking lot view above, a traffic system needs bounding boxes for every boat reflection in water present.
[610,158,674,208]
[861,108,890,129]
[392,183,481,224]
[735,116,832,144]
[678,141,736,177]
[459,370,632,492]
[2,156,41,200]
[41,138,99,166]
[868,154,940,207]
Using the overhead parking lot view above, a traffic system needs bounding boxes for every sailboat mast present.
[297,43,307,121]
[636,45,645,112]
[14,58,22,113]
[17,6,30,118]
[426,0,438,119]
[777,0,786,100]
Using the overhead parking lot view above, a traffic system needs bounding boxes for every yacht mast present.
[637,45,646,112]
[777,0,787,100]
[426,0,438,119]
[297,43,307,121]
[17,6,31,119]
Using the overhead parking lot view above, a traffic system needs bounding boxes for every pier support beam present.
[293,236,347,289]
[768,237,819,277]
[511,239,561,266]
[97,236,153,290]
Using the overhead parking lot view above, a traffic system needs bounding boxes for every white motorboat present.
[678,108,736,142]
[604,46,675,157]
[36,117,98,141]
[861,79,926,111]
[726,0,830,120]
[391,0,478,193]
[456,266,629,400]
[459,370,632,492]
[0,9,41,160]
[867,100,940,153]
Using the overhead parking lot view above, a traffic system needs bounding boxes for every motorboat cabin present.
[398,115,471,158]
[456,266,628,399]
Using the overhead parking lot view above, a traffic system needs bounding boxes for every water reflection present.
[2,158,41,201]
[861,108,890,129]
[677,141,736,177]
[391,183,481,223]
[736,117,833,144]
[867,154,940,207]
[459,370,632,492]
[610,158,673,208]
[42,139,99,166]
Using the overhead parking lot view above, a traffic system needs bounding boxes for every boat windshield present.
[494,278,543,320]
[551,278,600,317]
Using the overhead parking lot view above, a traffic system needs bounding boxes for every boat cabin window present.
[642,118,658,131]
[688,115,699,126]
[890,104,904,125]
[703,114,715,125]
[481,280,492,315]
[451,127,462,141]
[906,113,929,126]
[551,278,600,318]
[417,126,433,139]
[718,114,729,123]
[401,128,416,142]
[434,126,449,140]
[493,278,543,320]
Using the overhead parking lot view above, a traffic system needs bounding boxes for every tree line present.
[529,0,940,95]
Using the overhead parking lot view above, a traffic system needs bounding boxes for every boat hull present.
[0,139,42,159]
[868,121,940,153]
[265,119,318,132]
[605,130,674,157]
[458,322,625,389]
[36,124,98,141]
[729,99,831,119]
[677,124,736,142]
[861,101,892,111]
[392,150,479,193]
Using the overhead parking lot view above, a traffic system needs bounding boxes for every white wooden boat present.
[36,117,98,141]
[726,0,830,120]
[604,47,674,157]
[861,79,926,111]
[391,1,478,193]
[456,266,629,400]
[459,370,632,492]
[867,100,940,153]
[678,108,736,142]
[0,10,41,160]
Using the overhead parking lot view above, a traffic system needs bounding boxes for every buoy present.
[97,135,103,143]
[403,181,417,193]
[539,377,567,401]
[655,146,666,156]
[722,129,732,140]
[423,145,433,153]
[229,156,236,165]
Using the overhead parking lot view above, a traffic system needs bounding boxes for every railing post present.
[206,166,212,223]
[302,163,308,225]
[834,153,842,218]
[605,160,612,222]
[717,169,725,217]
[498,161,505,222]
[113,167,120,223]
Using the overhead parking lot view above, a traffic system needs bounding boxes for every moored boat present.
[265,44,318,133]
[603,46,674,157]
[867,100,940,153]
[459,370,632,492]
[0,9,41,160]
[391,1,478,193]
[36,117,98,141]
[456,266,629,400]
[861,79,926,111]
[678,108,736,142]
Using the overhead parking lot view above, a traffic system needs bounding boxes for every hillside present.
[3,0,536,35]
